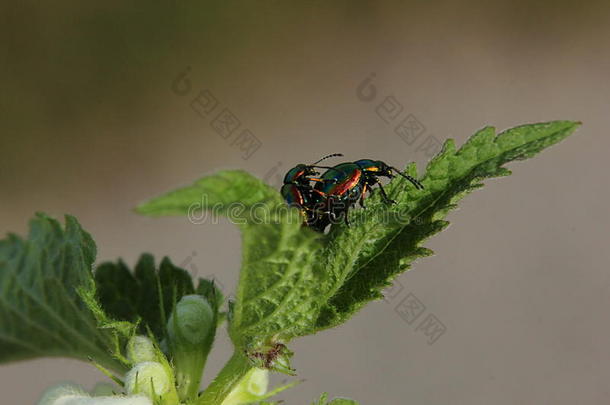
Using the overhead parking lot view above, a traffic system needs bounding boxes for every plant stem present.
[195,350,252,405]
[175,350,209,401]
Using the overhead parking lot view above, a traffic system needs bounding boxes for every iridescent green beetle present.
[280,154,342,226]
[314,159,424,226]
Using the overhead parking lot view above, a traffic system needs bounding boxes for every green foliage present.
[197,278,225,314]
[136,171,332,349]
[94,254,198,341]
[138,121,580,350]
[0,120,580,405]
[0,213,125,372]
[315,120,581,329]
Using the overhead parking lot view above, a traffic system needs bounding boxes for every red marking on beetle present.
[329,169,362,196]
[291,187,304,205]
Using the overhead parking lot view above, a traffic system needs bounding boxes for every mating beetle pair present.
[280,154,424,232]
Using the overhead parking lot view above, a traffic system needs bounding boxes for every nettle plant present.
[0,121,579,405]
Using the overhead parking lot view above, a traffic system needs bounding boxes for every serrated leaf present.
[94,254,198,341]
[136,171,331,348]
[315,120,580,329]
[197,278,225,314]
[0,213,126,372]
[136,121,579,352]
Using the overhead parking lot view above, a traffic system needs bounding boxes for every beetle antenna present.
[391,166,424,189]
[312,153,343,165]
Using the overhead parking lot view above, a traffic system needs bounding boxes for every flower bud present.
[244,368,268,396]
[38,383,153,405]
[90,383,118,397]
[38,383,86,405]
[124,361,171,398]
[167,295,216,401]
[221,369,269,405]
[167,295,214,346]
[127,335,156,364]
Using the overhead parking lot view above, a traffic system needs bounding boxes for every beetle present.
[280,153,343,226]
[314,159,424,226]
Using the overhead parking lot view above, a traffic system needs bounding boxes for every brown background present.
[1,1,609,404]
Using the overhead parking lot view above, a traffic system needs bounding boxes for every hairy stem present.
[196,350,252,405]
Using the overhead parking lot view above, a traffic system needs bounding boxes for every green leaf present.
[138,121,579,352]
[197,278,225,314]
[139,121,578,405]
[94,254,198,342]
[0,213,125,372]
[136,171,331,349]
[314,120,581,329]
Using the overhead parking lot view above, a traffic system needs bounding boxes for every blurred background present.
[1,1,609,404]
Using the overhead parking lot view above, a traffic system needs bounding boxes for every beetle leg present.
[359,184,368,208]
[378,183,396,205]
